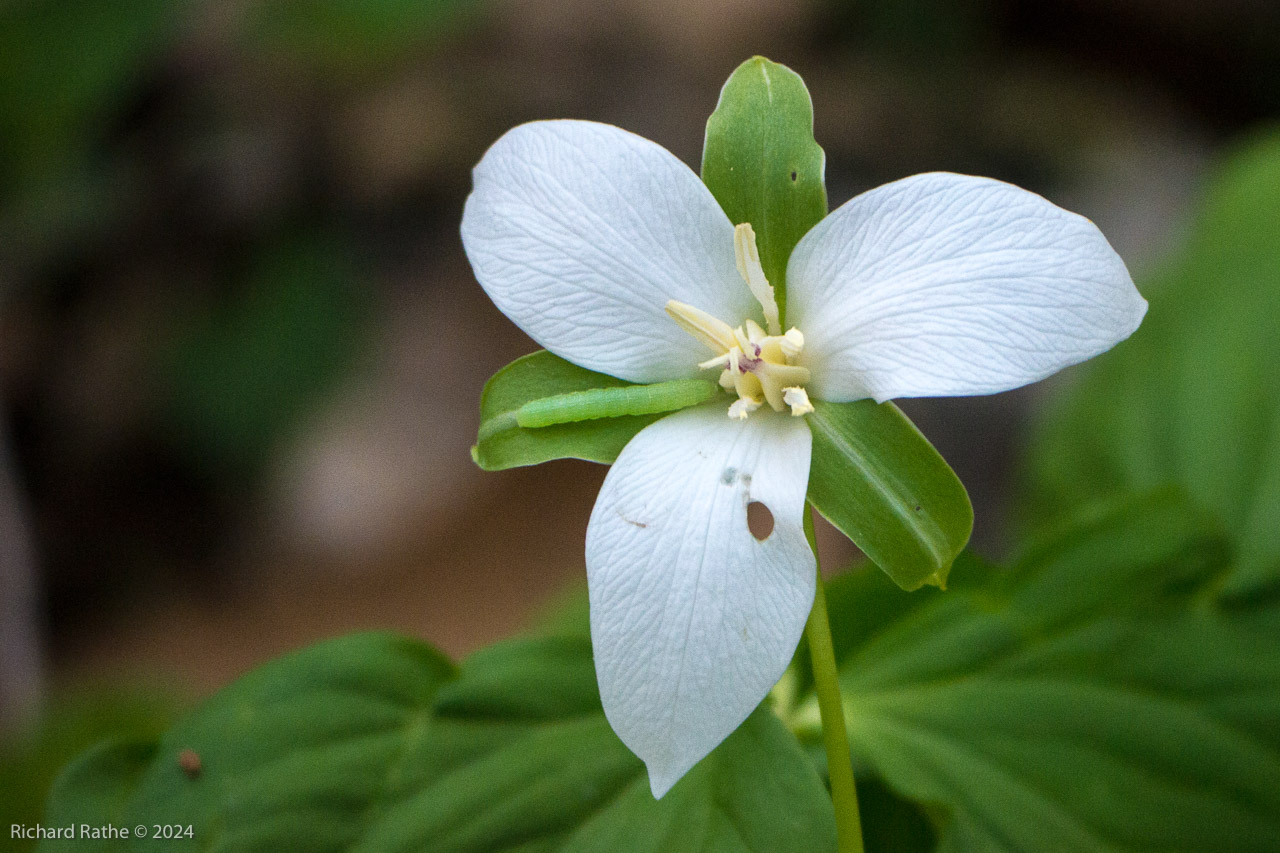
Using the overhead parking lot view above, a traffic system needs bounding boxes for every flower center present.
[666,223,814,420]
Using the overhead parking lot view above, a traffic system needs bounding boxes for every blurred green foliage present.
[1,0,477,476]
[162,236,371,479]
[0,0,177,189]
[0,0,178,276]
[242,0,480,75]
[0,0,482,191]
[1024,129,1280,596]
[1,689,175,853]
[832,0,995,56]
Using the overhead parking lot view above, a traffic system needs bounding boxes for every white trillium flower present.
[461,119,1147,797]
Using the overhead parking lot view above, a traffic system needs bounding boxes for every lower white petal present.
[585,405,814,797]
[786,172,1148,402]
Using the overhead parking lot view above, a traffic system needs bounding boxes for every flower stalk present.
[803,507,864,853]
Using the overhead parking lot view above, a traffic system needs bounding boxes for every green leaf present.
[811,491,1280,852]
[701,56,827,321]
[807,399,973,590]
[42,633,837,852]
[473,350,670,470]
[1023,128,1280,595]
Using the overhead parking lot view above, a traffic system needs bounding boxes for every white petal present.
[585,406,814,797]
[786,172,1148,402]
[461,121,756,383]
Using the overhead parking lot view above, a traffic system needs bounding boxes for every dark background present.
[1,0,1278,816]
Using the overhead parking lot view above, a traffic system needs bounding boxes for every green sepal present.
[473,350,667,470]
[807,399,972,591]
[701,56,827,322]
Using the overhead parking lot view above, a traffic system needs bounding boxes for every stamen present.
[759,378,786,412]
[734,224,781,336]
[780,328,804,359]
[666,301,738,353]
[663,235,814,420]
[783,387,815,417]
[728,397,761,420]
[699,353,730,370]
[761,363,810,387]
[750,362,810,414]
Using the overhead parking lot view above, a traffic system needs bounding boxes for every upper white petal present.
[461,120,756,383]
[785,172,1148,402]
[585,406,814,797]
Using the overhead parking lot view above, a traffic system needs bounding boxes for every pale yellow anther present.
[728,397,761,420]
[780,328,805,359]
[783,387,815,417]
[666,300,738,353]
[734,223,781,336]
[699,352,731,371]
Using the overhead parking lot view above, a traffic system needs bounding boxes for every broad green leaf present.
[1023,129,1280,595]
[473,350,670,470]
[807,491,1280,852]
[807,399,972,591]
[42,633,837,852]
[701,56,827,321]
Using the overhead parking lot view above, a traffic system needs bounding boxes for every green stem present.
[803,507,865,853]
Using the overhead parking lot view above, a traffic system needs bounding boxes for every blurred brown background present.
[1,0,1277,772]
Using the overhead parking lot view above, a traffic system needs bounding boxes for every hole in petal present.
[747,501,774,541]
